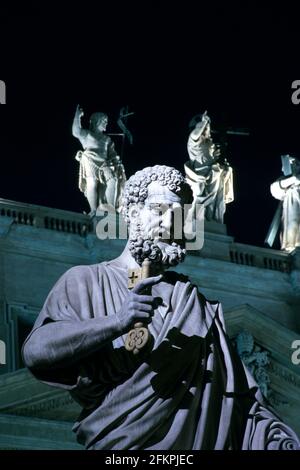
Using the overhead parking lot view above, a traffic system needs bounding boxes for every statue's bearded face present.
[128,181,186,269]
[97,116,108,132]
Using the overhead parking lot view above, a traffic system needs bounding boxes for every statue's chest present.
[86,134,108,153]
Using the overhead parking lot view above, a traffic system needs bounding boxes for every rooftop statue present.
[72,105,126,215]
[185,111,234,223]
[270,155,300,252]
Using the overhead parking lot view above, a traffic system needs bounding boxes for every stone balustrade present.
[229,242,292,273]
[0,198,296,273]
[0,199,92,236]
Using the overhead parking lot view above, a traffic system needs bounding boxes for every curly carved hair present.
[122,165,193,222]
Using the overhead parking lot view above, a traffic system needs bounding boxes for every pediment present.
[225,303,299,365]
[0,368,80,421]
[0,369,82,449]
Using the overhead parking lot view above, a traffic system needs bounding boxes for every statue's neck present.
[110,241,140,270]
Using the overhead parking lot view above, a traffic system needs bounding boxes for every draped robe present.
[22,262,300,450]
[271,177,300,252]
[185,134,234,223]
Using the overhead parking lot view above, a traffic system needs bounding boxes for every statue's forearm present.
[190,122,207,140]
[108,141,117,159]
[72,112,83,137]
[22,316,123,370]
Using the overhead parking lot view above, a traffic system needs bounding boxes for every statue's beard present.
[128,226,186,269]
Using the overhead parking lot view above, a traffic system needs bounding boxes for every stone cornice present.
[225,303,300,368]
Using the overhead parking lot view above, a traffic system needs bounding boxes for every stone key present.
[125,259,151,354]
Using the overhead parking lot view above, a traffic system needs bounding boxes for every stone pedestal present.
[191,221,234,262]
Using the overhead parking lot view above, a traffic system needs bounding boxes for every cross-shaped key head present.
[128,268,142,289]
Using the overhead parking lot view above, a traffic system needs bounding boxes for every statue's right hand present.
[201,111,210,125]
[116,275,163,333]
[76,104,84,117]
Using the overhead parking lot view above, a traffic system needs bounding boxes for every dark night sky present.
[0,4,300,248]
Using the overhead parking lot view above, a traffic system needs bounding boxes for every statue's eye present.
[149,204,162,214]
[148,204,171,214]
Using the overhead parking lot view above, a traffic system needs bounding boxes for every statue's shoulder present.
[61,263,107,286]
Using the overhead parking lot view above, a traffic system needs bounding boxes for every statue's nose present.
[159,209,174,238]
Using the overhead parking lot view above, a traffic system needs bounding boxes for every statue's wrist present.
[115,311,128,335]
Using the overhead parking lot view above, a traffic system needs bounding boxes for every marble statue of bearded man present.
[22,165,299,450]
